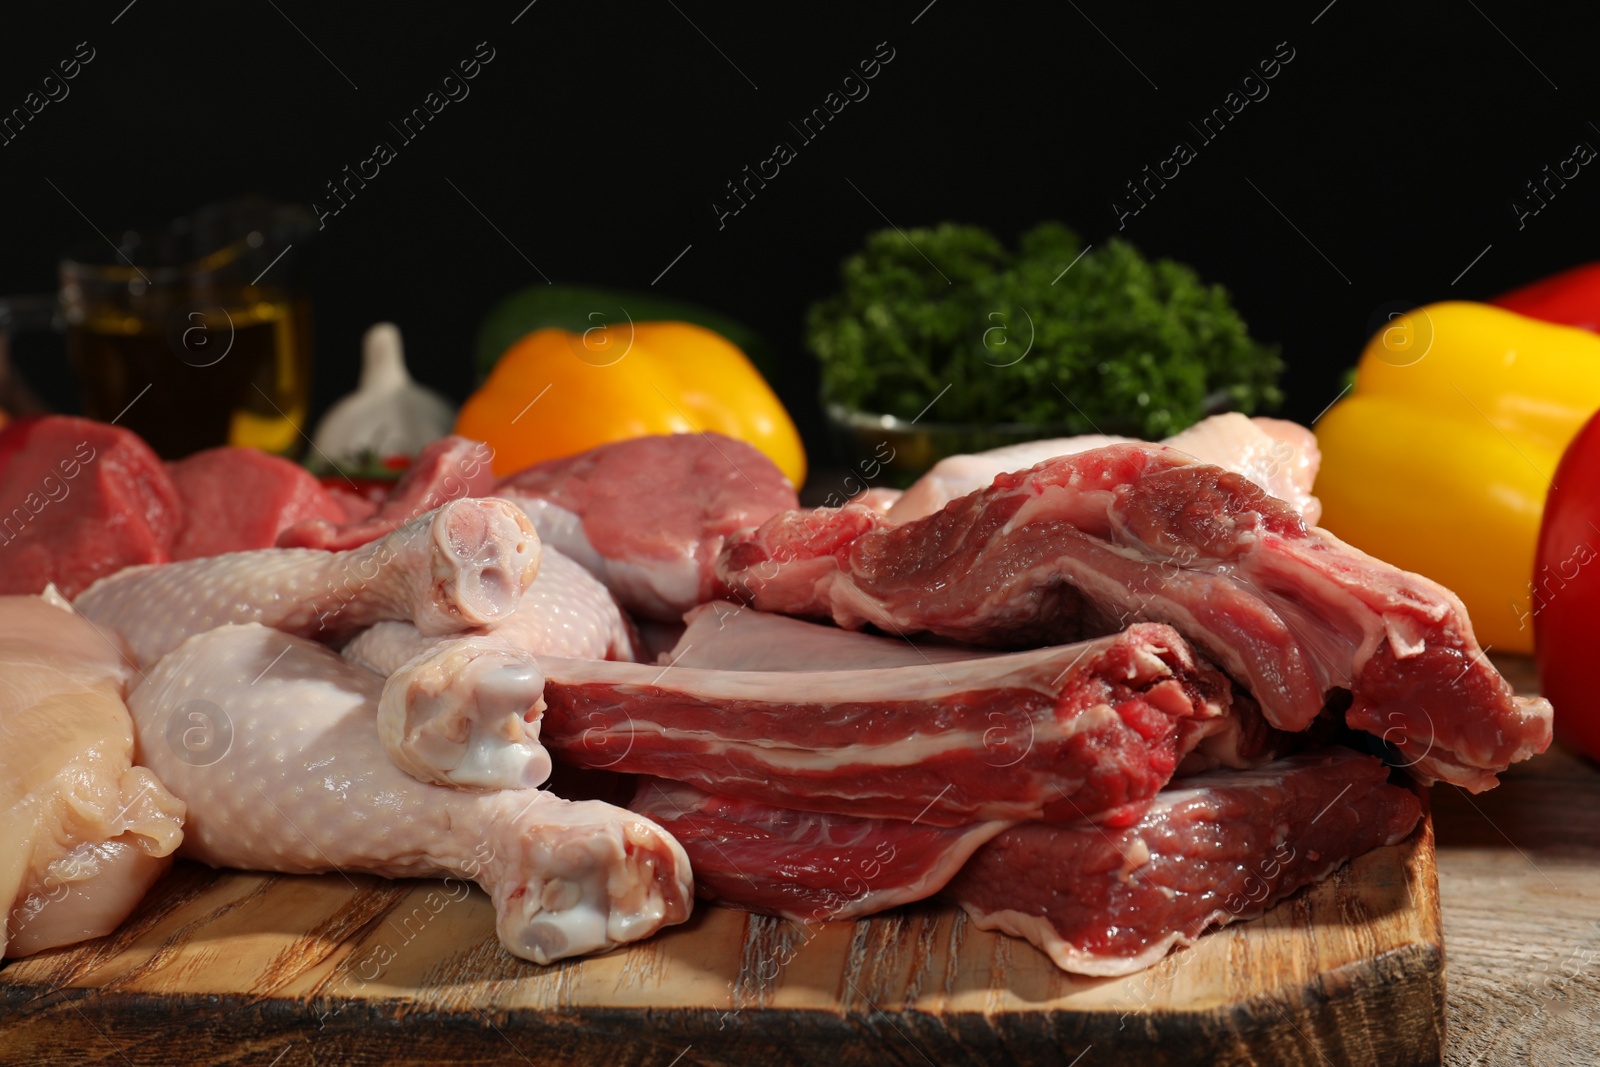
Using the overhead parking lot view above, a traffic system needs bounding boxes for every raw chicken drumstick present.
[377,637,551,790]
[76,497,540,669]
[349,548,638,790]
[128,623,693,964]
[344,547,639,673]
[2,591,185,958]
[277,435,498,551]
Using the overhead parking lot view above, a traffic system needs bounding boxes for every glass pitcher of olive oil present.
[4,199,317,459]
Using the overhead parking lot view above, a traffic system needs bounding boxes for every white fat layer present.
[1165,750,1369,801]
[579,702,1121,771]
[540,632,1136,706]
[668,603,990,672]
[887,435,1134,523]
[1003,481,1120,538]
[39,584,74,612]
[1384,613,1429,659]
[959,904,1200,977]
[886,416,1325,526]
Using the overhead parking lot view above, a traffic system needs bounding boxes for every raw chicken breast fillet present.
[1,592,184,957]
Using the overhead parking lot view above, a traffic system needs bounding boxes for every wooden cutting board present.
[0,802,1440,1067]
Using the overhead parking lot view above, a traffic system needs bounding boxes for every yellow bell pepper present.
[455,321,806,486]
[1315,301,1600,653]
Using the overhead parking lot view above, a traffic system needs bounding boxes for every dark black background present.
[1,0,1595,460]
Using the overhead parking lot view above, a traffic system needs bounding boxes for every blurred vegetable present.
[1493,262,1600,333]
[475,285,778,385]
[309,324,454,476]
[1535,407,1600,761]
[807,222,1281,436]
[456,322,806,485]
[1315,302,1600,653]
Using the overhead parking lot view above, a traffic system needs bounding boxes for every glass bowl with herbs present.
[808,222,1283,487]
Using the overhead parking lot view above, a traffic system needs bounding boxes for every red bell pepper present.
[1495,263,1600,333]
[1535,406,1600,762]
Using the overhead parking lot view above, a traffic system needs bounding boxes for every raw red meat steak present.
[944,747,1422,975]
[496,433,798,620]
[0,416,181,597]
[631,777,1009,922]
[277,436,496,550]
[167,447,344,560]
[537,622,1236,826]
[718,443,1550,791]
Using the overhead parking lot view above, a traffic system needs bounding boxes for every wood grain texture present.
[1438,749,1600,1067]
[0,811,1441,1067]
[1429,652,1600,1066]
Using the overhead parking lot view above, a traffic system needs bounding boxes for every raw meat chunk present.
[167,447,344,559]
[537,623,1238,826]
[325,483,380,523]
[662,602,1290,774]
[632,778,1008,922]
[277,436,496,551]
[719,443,1550,790]
[495,433,798,620]
[888,413,1320,523]
[0,416,180,597]
[945,748,1421,975]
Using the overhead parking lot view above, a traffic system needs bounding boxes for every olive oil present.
[69,289,312,459]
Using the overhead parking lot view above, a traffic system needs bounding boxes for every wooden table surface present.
[1437,658,1600,1066]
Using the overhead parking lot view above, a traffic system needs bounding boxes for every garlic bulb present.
[310,323,455,465]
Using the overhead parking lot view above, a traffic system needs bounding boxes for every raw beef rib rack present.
[535,622,1239,826]
[719,442,1551,791]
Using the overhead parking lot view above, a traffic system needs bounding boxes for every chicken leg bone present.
[76,497,540,669]
[378,637,550,790]
[343,547,640,676]
[348,546,638,790]
[128,623,692,964]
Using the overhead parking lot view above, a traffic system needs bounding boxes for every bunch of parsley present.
[807,222,1282,436]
